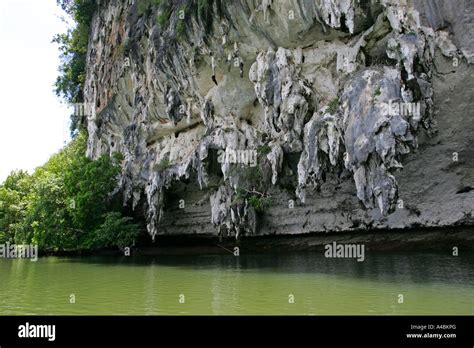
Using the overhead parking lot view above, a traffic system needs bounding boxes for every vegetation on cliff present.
[53,0,96,134]
[0,134,141,252]
[0,0,143,252]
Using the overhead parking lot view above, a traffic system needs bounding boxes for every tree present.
[91,212,140,250]
[0,171,31,244]
[54,0,97,134]
[1,133,142,251]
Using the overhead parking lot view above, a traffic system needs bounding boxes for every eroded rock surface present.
[83,0,474,240]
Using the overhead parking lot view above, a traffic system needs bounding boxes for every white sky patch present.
[0,0,73,182]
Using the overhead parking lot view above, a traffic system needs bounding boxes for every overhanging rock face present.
[83,0,474,240]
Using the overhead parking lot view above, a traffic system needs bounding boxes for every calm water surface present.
[1,252,473,315]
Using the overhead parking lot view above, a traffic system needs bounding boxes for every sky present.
[0,0,72,182]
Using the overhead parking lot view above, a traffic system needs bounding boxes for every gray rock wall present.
[83,0,474,240]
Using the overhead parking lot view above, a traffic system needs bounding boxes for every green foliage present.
[54,0,96,134]
[248,195,271,213]
[138,0,170,28]
[92,212,140,249]
[257,144,272,157]
[0,133,141,252]
[374,86,381,97]
[232,186,271,214]
[156,6,171,27]
[2,170,31,193]
[0,171,31,244]
[138,0,164,16]
[54,0,96,103]
[229,165,271,214]
[62,136,122,233]
[23,173,75,249]
[137,0,151,16]
[197,0,215,35]
[327,97,339,115]
[176,5,188,40]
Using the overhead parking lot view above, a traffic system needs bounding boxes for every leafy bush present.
[0,171,31,244]
[92,212,140,249]
[0,133,142,251]
[248,195,271,213]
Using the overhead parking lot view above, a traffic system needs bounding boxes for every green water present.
[0,252,473,315]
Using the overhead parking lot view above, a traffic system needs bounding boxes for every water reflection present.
[0,252,473,315]
[57,251,474,285]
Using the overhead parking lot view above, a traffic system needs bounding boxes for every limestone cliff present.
[82,0,474,241]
